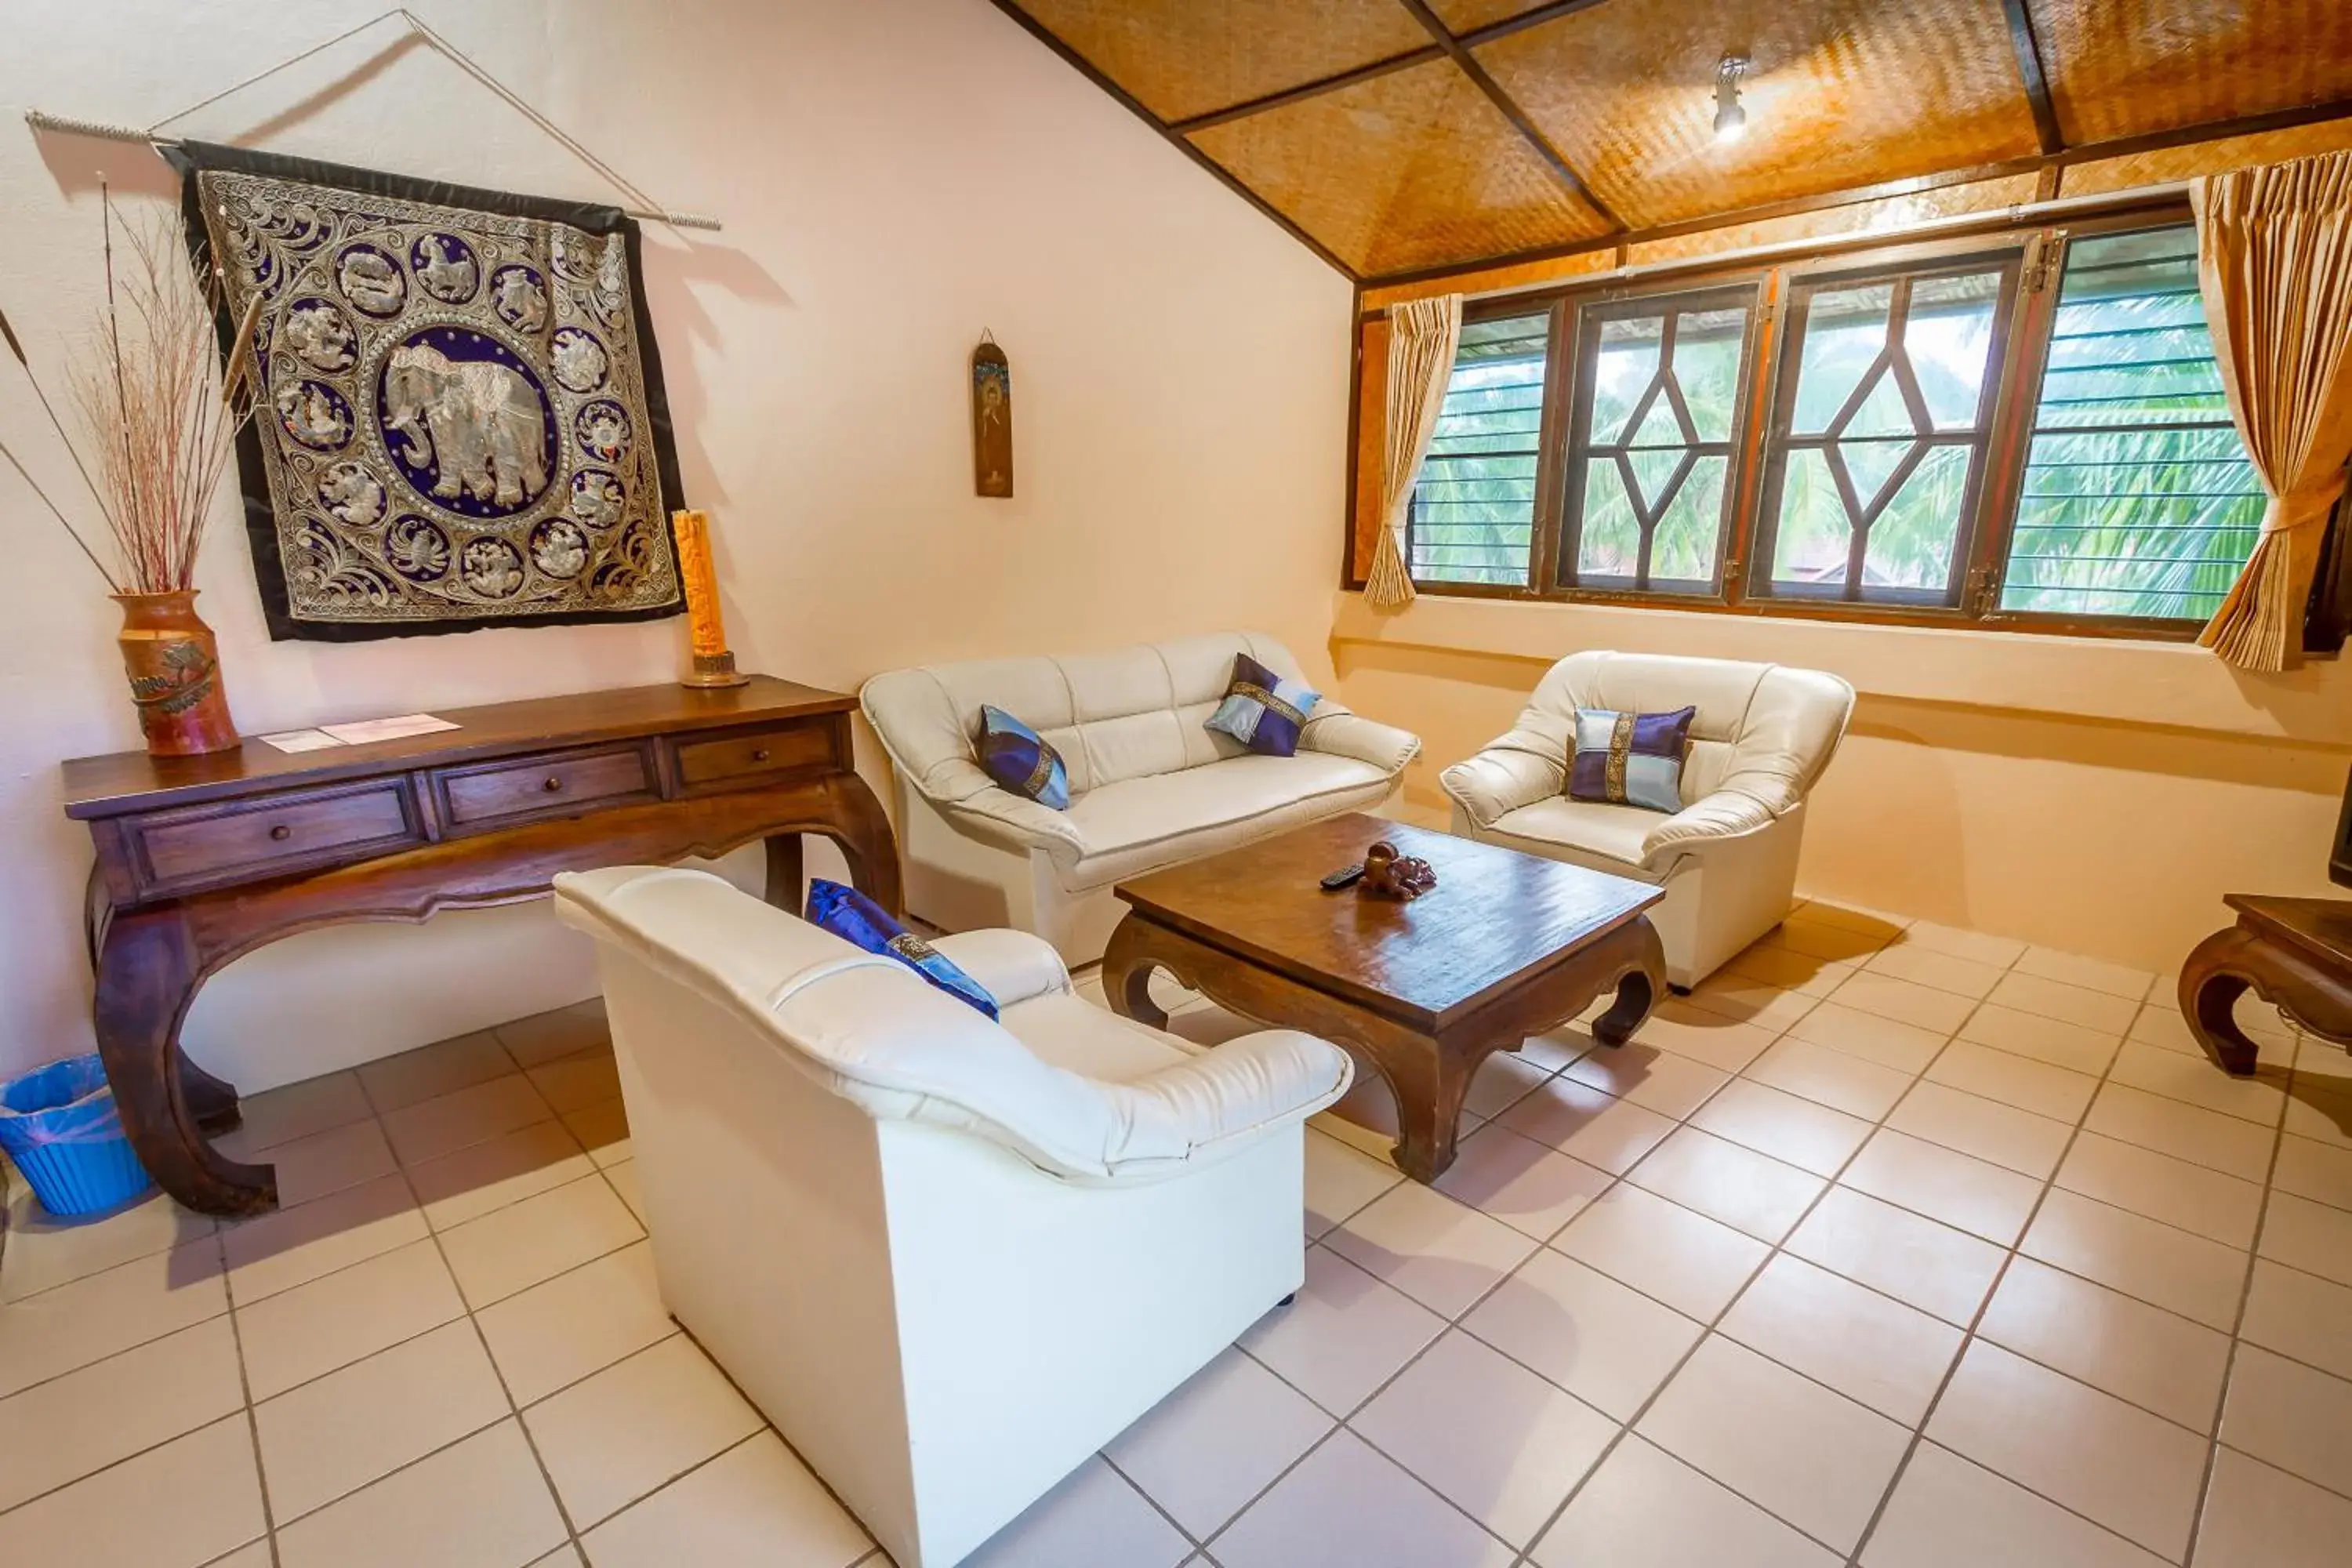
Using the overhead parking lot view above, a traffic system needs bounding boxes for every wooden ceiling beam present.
[985,1,1361,279]
[1170,0,1618,132]
[1392,0,1628,232]
[1357,93,2352,289]
[1171,45,1445,134]
[2000,0,2067,155]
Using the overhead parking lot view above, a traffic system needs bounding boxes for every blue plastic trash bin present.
[0,1054,154,1217]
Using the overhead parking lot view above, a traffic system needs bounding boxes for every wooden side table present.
[2179,895,2352,1074]
[61,677,899,1217]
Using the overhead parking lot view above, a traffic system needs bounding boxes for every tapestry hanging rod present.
[23,7,720,234]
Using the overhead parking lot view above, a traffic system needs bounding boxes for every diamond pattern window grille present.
[1759,263,2011,605]
[1559,285,1757,595]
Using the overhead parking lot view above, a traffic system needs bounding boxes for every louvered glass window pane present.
[1409,313,1549,587]
[1999,227,2264,620]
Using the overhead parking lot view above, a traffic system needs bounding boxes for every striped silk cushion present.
[1568,706,1695,815]
[1205,652,1321,757]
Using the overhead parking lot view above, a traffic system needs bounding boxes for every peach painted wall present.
[0,0,1353,1087]
[1330,593,2352,975]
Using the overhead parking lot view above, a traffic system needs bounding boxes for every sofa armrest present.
[918,758,1087,861]
[1109,1029,1353,1167]
[1439,742,1564,829]
[1639,789,1779,868]
[926,928,1071,1008]
[1301,709,1422,775]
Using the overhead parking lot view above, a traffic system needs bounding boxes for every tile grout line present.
[216,1221,287,1568]
[1841,977,2220,1567]
[1465,939,1928,1563]
[2180,1091,2290,1567]
[1502,920,2000,1566]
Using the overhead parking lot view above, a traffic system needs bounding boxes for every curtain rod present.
[22,7,720,234]
[1406,180,2194,310]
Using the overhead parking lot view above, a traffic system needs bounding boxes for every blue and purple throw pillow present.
[804,879,999,1018]
[976,704,1069,811]
[1205,652,1322,757]
[1568,706,1696,815]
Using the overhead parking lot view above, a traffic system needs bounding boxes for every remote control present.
[1320,862,1366,891]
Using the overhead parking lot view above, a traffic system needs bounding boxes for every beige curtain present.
[2191,151,2352,672]
[1365,293,1462,612]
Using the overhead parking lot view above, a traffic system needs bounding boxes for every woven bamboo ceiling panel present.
[996,0,2352,281]
[1010,0,1431,122]
[1187,57,1612,276]
[2027,0,2352,146]
[1425,0,1559,32]
[1475,0,2042,230]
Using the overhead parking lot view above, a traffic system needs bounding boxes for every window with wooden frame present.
[1750,250,2018,608]
[1370,202,2278,641]
[1559,285,1761,597]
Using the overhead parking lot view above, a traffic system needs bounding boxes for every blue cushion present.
[1205,652,1321,757]
[976,705,1069,811]
[804,879,999,1018]
[1568,706,1696,815]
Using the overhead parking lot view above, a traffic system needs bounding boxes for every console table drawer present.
[131,782,423,894]
[673,723,837,790]
[437,745,657,829]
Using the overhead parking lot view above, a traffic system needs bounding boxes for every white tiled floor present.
[6,902,2352,1566]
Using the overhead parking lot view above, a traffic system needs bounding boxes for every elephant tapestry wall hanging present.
[165,143,688,641]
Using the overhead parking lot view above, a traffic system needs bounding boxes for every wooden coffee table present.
[1103,813,1665,1181]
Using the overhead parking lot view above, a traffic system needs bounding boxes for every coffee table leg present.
[1376,1042,1473,1184]
[1100,914,1169,1029]
[1592,918,1668,1048]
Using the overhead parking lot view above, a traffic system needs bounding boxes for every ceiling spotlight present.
[1714,55,1751,145]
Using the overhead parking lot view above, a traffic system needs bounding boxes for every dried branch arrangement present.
[0,187,262,594]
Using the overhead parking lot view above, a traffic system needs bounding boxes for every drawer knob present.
[543,776,565,793]
[751,748,771,762]
[268,824,292,842]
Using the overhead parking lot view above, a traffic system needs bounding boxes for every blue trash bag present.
[0,1054,154,1217]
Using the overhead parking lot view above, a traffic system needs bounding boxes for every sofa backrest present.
[860,631,1315,799]
[1524,651,1854,812]
[553,865,1203,1182]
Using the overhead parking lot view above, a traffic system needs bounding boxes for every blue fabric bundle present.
[1568,706,1697,814]
[804,879,999,1018]
[976,704,1069,810]
[1205,652,1322,757]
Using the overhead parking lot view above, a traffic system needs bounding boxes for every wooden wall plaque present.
[972,333,1014,498]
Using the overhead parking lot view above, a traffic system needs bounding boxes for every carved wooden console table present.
[2180,895,2352,1075]
[61,677,899,1218]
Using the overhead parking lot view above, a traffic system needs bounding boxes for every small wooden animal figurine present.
[1361,840,1437,901]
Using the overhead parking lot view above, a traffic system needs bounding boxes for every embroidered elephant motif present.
[382,343,550,509]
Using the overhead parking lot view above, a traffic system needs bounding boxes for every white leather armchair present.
[551,864,1351,1568]
[1442,652,1855,989]
[862,632,1421,964]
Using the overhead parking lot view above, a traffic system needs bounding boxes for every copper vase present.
[114,590,238,757]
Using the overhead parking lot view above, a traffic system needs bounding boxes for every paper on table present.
[258,728,346,753]
[319,713,461,745]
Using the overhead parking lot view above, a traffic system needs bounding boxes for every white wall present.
[0,0,1353,1088]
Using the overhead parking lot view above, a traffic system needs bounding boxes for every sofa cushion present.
[1479,796,1664,878]
[977,705,1069,810]
[1569,705,1694,814]
[1002,991,1196,1081]
[805,878,1000,1018]
[1206,652,1322,757]
[1057,751,1394,891]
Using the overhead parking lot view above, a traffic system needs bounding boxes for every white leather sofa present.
[861,632,1421,963]
[551,864,1352,1568]
[1442,652,1855,989]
